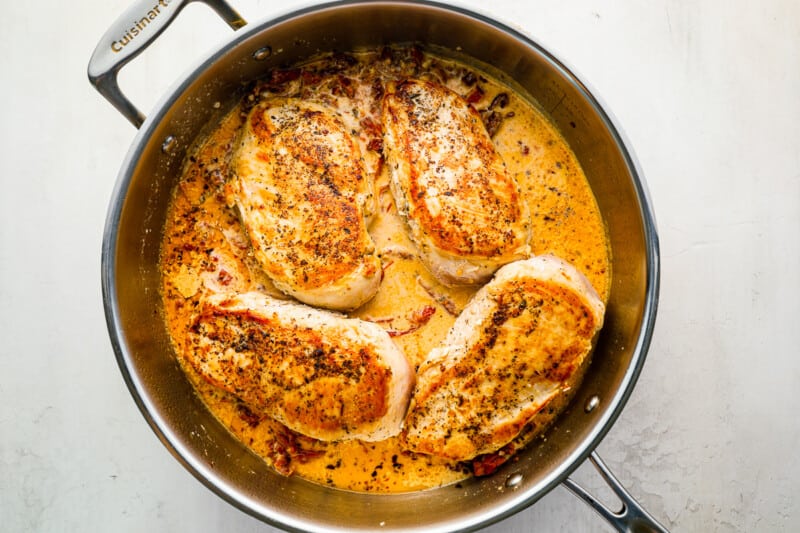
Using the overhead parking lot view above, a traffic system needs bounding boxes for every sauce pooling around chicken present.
[160,46,611,493]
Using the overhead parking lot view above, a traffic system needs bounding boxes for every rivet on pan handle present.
[87,0,246,128]
[563,451,670,533]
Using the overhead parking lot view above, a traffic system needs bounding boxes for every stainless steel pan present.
[89,1,666,531]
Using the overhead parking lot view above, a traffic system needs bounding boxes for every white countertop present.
[2,0,798,531]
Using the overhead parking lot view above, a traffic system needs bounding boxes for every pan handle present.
[87,0,246,128]
[563,451,670,533]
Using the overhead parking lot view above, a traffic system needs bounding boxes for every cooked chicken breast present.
[228,98,381,311]
[381,79,531,286]
[184,291,414,442]
[400,255,605,461]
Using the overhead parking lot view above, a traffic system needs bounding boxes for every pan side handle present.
[87,0,246,128]
[563,451,670,533]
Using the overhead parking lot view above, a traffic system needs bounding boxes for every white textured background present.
[1,0,798,531]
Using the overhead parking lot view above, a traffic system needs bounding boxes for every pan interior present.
[104,2,657,532]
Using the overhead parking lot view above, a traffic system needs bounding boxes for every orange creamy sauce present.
[160,47,610,493]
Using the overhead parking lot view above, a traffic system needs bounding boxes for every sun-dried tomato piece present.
[471,443,516,477]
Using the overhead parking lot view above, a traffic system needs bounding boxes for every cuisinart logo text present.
[110,0,173,53]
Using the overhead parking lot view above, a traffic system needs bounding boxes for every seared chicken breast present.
[229,98,381,311]
[184,292,414,442]
[401,255,604,461]
[381,79,531,286]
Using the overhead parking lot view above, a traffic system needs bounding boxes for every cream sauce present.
[160,47,610,493]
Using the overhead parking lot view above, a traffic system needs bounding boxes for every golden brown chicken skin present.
[381,79,531,286]
[184,292,414,442]
[401,256,604,461]
[228,98,381,311]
